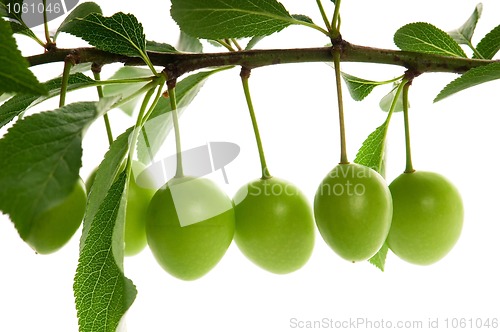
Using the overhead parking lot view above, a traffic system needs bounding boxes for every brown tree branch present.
[26,40,498,80]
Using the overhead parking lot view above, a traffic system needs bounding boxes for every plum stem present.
[403,81,415,173]
[333,49,349,164]
[240,68,271,179]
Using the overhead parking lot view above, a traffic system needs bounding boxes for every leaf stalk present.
[167,80,184,178]
[315,0,332,32]
[92,64,114,146]
[331,0,342,38]
[42,0,52,45]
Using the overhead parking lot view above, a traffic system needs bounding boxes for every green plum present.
[26,178,87,254]
[314,163,393,262]
[387,171,463,265]
[233,177,315,274]
[146,176,235,281]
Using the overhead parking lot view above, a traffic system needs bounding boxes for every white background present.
[1,1,500,331]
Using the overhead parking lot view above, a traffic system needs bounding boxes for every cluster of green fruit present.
[21,55,464,278]
[139,170,316,280]
[315,164,463,265]
[25,159,463,279]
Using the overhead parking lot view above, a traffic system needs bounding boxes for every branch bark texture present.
[27,40,498,80]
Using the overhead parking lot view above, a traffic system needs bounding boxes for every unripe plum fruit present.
[146,176,235,281]
[314,163,393,262]
[387,171,463,265]
[26,178,87,254]
[233,177,315,274]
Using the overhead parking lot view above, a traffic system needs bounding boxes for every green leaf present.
[394,22,467,57]
[291,14,314,24]
[55,2,102,40]
[70,63,93,75]
[448,3,482,45]
[475,24,500,60]
[341,72,381,101]
[146,40,178,53]
[434,62,500,102]
[170,0,295,39]
[102,68,152,116]
[75,171,137,332]
[8,21,38,40]
[177,31,203,53]
[80,128,132,248]
[137,68,230,164]
[379,85,405,113]
[0,98,117,241]
[355,111,395,272]
[0,18,47,95]
[369,241,389,272]
[354,121,389,173]
[0,73,95,129]
[75,128,135,331]
[354,80,404,171]
[245,36,266,50]
[207,39,225,48]
[60,12,149,61]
